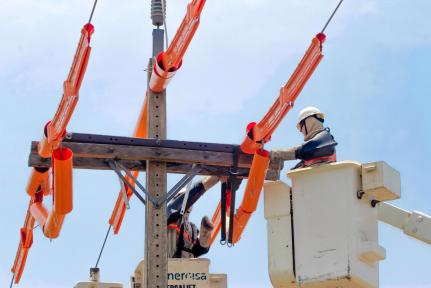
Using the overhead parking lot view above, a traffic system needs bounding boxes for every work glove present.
[271,146,297,161]
[198,216,214,248]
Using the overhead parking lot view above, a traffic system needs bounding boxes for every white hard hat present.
[296,106,324,130]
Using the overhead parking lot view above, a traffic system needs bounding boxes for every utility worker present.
[272,106,337,169]
[167,176,219,258]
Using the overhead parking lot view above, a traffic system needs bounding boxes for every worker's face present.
[299,119,308,137]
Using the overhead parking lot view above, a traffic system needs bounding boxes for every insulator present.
[151,0,165,27]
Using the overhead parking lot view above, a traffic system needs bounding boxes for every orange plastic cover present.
[241,34,325,154]
[11,203,35,284]
[209,149,270,245]
[38,24,94,157]
[13,24,93,284]
[161,0,206,70]
[109,96,148,234]
[52,148,73,214]
[149,0,206,92]
[43,207,66,239]
[26,167,50,196]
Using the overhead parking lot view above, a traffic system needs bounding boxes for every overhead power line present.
[88,0,99,24]
[321,0,344,34]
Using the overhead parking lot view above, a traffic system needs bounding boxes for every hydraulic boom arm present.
[378,202,431,245]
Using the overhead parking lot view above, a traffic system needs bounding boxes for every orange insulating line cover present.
[29,202,49,228]
[13,23,94,285]
[30,147,73,239]
[43,207,66,239]
[149,0,206,92]
[38,24,94,157]
[52,147,73,214]
[239,122,263,155]
[231,149,270,243]
[26,167,50,197]
[11,203,35,284]
[109,171,139,234]
[109,96,148,234]
[240,33,325,154]
[149,52,182,93]
[38,129,53,158]
[209,149,270,245]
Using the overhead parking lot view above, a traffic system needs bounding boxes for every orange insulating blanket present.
[240,33,325,154]
[12,23,94,284]
[209,149,270,245]
[149,0,206,92]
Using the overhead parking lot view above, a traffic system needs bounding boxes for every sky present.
[1,0,431,287]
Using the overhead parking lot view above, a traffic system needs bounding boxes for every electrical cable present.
[95,225,112,268]
[162,0,169,49]
[321,0,343,33]
[88,0,99,24]
[9,275,14,288]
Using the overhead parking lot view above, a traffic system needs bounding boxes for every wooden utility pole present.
[145,2,167,286]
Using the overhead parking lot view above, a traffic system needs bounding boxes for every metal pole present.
[144,1,167,285]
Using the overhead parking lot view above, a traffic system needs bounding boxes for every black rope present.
[227,179,236,247]
[95,225,112,268]
[220,182,227,245]
[321,0,344,33]
[9,275,14,288]
[227,146,240,246]
[33,224,40,231]
[88,0,98,24]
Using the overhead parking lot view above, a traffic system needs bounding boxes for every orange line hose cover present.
[38,24,94,157]
[109,171,139,234]
[149,0,206,92]
[12,204,35,284]
[232,149,270,243]
[13,24,93,285]
[240,34,325,154]
[149,53,182,93]
[109,96,148,234]
[29,202,49,228]
[209,149,270,245]
[162,0,206,70]
[26,167,51,196]
[52,147,73,215]
[43,207,66,239]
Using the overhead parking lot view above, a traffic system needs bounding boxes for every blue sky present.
[1,0,430,287]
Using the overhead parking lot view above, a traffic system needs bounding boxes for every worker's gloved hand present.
[271,147,297,161]
[198,216,214,248]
